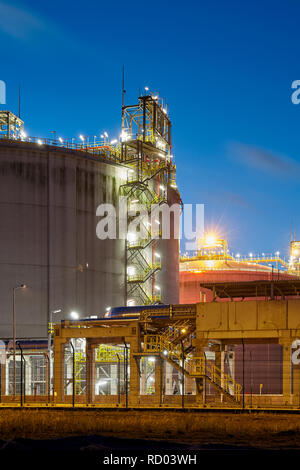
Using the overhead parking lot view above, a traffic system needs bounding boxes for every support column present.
[293,365,300,407]
[154,356,163,406]
[195,338,207,405]
[165,361,173,395]
[86,339,93,404]
[280,338,292,405]
[53,337,66,403]
[129,337,139,407]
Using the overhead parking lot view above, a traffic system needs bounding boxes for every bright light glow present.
[163,350,168,356]
[249,253,253,257]
[159,185,165,191]
[120,131,130,142]
[148,357,155,362]
[110,139,118,145]
[127,299,135,306]
[163,108,167,114]
[127,232,136,242]
[181,328,187,334]
[155,285,160,290]
[131,199,139,204]
[37,139,42,145]
[79,134,84,141]
[70,311,79,320]
[106,306,111,311]
[59,137,63,143]
[127,266,135,276]
[155,252,160,258]
[145,86,149,91]
[20,131,27,139]
[276,251,280,256]
[236,253,240,258]
[104,131,108,138]
[205,234,217,246]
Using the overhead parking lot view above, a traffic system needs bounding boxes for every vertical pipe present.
[16,342,23,407]
[181,341,184,409]
[242,339,245,410]
[45,353,50,404]
[116,353,121,405]
[12,288,16,397]
[47,152,51,381]
[203,353,206,406]
[250,350,253,408]
[123,339,128,408]
[70,341,75,408]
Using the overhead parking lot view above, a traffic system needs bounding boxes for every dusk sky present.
[1,0,300,259]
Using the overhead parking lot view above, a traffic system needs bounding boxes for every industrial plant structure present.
[180,235,299,304]
[0,96,300,410]
[179,235,300,400]
[0,93,180,341]
[0,94,181,398]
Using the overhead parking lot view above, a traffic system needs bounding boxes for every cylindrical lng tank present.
[0,140,179,339]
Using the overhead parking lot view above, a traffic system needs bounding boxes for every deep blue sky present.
[1,0,300,259]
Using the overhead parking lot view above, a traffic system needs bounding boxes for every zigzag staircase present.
[144,328,242,404]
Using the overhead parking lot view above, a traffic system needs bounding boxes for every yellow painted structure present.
[51,297,300,408]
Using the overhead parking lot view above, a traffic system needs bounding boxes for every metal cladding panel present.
[0,143,126,338]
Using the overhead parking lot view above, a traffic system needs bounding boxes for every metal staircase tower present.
[120,93,176,306]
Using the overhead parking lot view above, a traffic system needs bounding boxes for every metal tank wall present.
[0,141,126,339]
[0,140,180,339]
[156,186,180,305]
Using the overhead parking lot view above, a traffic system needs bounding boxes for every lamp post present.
[12,284,27,396]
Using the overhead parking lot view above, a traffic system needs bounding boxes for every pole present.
[116,353,121,405]
[45,353,50,404]
[181,341,184,409]
[250,350,253,408]
[12,285,27,397]
[16,341,23,406]
[70,340,75,408]
[12,288,16,397]
[123,339,128,408]
[242,339,245,410]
